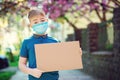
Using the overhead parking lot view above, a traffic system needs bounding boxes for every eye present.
[34,22,38,24]
[41,20,45,22]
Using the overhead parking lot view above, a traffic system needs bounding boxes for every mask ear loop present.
[46,13,49,19]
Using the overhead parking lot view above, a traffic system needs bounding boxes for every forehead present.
[30,14,46,21]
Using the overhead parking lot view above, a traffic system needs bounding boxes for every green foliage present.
[98,19,112,27]
[0,72,15,80]
[56,17,65,24]
[105,43,113,51]
[10,61,18,67]
[9,55,19,67]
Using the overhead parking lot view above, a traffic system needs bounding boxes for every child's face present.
[29,14,47,27]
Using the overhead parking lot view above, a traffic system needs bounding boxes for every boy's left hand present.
[29,68,44,78]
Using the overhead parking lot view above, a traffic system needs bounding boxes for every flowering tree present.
[0,0,120,49]
[43,0,119,22]
[42,0,120,50]
[0,0,30,16]
[0,0,119,26]
[0,0,30,57]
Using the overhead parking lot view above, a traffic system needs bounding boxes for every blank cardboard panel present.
[35,41,83,72]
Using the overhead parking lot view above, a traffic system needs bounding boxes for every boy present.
[19,9,59,80]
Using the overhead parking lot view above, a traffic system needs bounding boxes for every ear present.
[28,23,32,28]
[45,18,48,22]
[46,19,48,21]
[28,24,30,27]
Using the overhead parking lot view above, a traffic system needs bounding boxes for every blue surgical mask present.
[32,22,48,34]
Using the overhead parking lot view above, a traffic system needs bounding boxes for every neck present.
[34,33,46,36]
[33,33,47,36]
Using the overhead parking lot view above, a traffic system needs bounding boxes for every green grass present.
[0,71,16,80]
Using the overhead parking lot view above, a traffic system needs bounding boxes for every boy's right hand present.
[29,68,44,78]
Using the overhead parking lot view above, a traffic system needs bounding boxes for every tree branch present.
[78,12,93,23]
[102,6,107,21]
[63,16,78,30]
[94,1,115,9]
[112,0,120,6]
[95,9,103,22]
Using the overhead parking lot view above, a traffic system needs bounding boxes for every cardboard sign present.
[35,41,83,72]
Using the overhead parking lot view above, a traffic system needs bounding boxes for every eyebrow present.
[33,19,38,21]
[40,17,45,20]
[32,17,46,22]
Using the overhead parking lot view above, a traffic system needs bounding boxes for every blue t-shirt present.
[20,34,59,80]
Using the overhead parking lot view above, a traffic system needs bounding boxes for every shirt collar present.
[33,34,48,38]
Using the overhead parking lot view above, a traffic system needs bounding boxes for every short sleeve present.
[52,37,61,43]
[58,40,61,43]
[20,40,28,58]
[56,39,61,43]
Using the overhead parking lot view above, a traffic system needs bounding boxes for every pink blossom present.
[102,0,108,5]
[29,1,38,6]
[58,0,67,4]
[63,4,72,11]
[42,0,74,20]
[49,13,56,20]
[43,3,49,14]
[54,9,61,17]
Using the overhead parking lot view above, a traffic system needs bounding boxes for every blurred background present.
[0,0,120,80]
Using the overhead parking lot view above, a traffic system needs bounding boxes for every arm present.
[18,56,44,78]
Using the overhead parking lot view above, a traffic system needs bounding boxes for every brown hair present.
[28,9,45,19]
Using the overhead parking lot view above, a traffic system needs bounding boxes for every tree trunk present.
[113,7,120,80]
[63,16,82,46]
